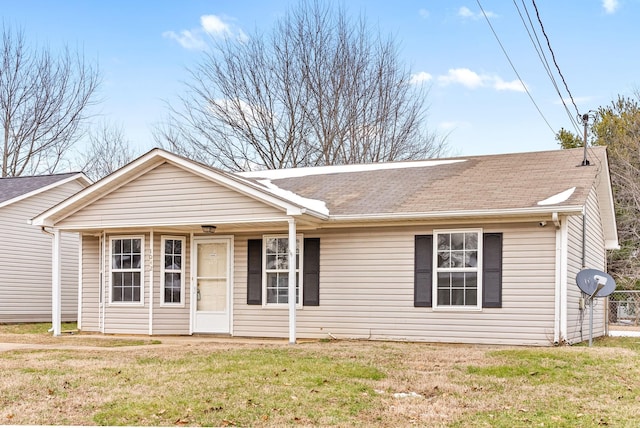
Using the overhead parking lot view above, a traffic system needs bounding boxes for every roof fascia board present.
[328,205,585,222]
[0,172,90,211]
[595,151,619,248]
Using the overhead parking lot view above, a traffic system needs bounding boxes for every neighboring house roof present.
[31,146,618,248]
[0,172,91,209]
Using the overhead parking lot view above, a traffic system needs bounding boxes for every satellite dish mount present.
[576,269,616,346]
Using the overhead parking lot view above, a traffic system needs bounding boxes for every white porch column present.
[288,218,297,344]
[52,229,62,336]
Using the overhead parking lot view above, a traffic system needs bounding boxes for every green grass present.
[0,322,77,334]
[0,322,161,347]
[2,327,640,426]
[453,341,640,427]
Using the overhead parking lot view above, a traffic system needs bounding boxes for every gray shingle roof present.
[0,173,80,205]
[240,146,608,216]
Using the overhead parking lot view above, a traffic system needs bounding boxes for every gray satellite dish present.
[576,269,616,298]
[575,269,616,347]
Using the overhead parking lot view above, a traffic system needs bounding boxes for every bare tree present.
[156,0,444,171]
[557,93,640,289]
[0,25,100,177]
[77,121,136,181]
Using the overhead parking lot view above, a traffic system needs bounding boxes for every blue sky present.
[2,0,638,160]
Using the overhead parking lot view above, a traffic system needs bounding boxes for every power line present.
[476,0,556,136]
[530,0,581,119]
[513,0,582,134]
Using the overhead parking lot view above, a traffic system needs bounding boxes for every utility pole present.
[581,113,590,166]
[579,111,597,166]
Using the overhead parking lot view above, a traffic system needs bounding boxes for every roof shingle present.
[0,173,81,205]
[239,146,607,216]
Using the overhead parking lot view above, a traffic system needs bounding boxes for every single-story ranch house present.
[32,146,617,346]
[0,172,89,323]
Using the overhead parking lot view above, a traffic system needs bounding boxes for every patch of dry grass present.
[0,329,639,426]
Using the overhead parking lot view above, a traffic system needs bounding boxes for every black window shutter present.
[303,238,320,306]
[482,233,503,308]
[414,235,433,307]
[247,239,262,305]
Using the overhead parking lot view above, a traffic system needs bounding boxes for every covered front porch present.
[31,149,328,343]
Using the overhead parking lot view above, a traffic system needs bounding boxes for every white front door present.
[192,237,232,333]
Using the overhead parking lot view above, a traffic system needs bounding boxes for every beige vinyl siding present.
[566,187,606,343]
[102,233,150,334]
[80,235,101,332]
[151,233,191,335]
[233,223,558,346]
[0,180,84,323]
[57,162,286,229]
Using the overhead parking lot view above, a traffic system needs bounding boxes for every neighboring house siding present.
[566,187,606,344]
[232,223,557,346]
[80,235,100,332]
[0,181,84,323]
[151,233,191,335]
[56,162,286,228]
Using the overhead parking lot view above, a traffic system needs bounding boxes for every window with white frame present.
[434,230,482,308]
[161,236,185,305]
[263,235,302,305]
[110,236,144,303]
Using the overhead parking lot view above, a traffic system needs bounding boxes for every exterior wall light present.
[201,225,217,234]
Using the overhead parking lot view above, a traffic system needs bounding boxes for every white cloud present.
[410,71,433,84]
[602,0,619,14]
[438,68,484,88]
[458,6,474,18]
[438,121,462,131]
[493,77,527,92]
[437,68,526,92]
[162,30,207,50]
[164,14,246,50]
[418,8,430,19]
[201,15,231,35]
[458,6,497,20]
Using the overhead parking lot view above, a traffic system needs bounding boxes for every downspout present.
[41,227,56,334]
[189,231,194,335]
[41,226,62,336]
[101,231,106,333]
[581,207,587,268]
[149,229,154,336]
[553,214,562,345]
[560,216,569,343]
[77,234,83,330]
[288,218,297,344]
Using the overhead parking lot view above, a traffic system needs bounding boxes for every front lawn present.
[0,324,638,426]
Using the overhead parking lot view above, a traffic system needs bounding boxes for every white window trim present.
[109,235,145,306]
[262,234,304,308]
[160,235,186,307]
[432,228,483,311]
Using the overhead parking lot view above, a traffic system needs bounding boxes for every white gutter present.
[329,205,585,222]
